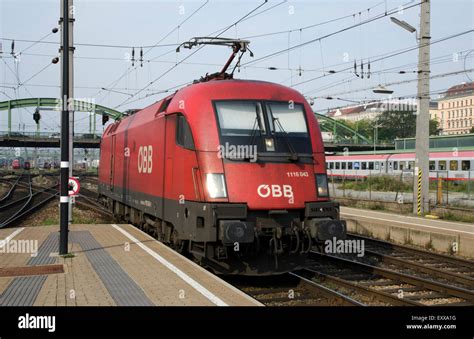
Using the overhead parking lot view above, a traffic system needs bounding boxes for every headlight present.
[206,173,227,198]
[316,174,329,197]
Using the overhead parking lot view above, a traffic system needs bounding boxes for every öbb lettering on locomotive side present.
[98,79,346,275]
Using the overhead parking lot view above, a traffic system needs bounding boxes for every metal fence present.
[329,171,474,209]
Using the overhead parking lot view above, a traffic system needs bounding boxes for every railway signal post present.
[59,0,73,255]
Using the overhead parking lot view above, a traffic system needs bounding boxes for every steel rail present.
[310,251,474,302]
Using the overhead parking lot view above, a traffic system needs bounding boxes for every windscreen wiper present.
[242,105,266,161]
[273,117,299,161]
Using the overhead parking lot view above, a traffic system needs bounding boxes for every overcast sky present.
[0,0,473,134]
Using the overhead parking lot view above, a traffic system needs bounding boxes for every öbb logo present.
[257,185,294,201]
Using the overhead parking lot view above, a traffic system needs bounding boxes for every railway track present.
[0,175,23,203]
[225,273,364,306]
[74,178,113,217]
[305,251,474,306]
[347,233,474,289]
[0,175,58,228]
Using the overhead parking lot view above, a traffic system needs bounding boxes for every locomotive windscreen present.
[214,100,313,161]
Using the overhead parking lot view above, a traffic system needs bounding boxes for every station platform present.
[340,206,474,259]
[0,224,261,306]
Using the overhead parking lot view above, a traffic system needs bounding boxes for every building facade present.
[326,82,474,136]
[436,82,474,135]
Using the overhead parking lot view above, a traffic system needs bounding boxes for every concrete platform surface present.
[341,206,474,258]
[0,224,261,306]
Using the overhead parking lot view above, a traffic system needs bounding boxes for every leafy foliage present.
[334,111,440,142]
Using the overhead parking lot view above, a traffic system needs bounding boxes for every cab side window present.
[176,114,195,150]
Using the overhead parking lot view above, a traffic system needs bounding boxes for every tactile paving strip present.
[1,232,57,306]
[1,230,154,306]
[71,231,153,306]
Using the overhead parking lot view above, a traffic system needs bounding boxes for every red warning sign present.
[68,177,80,196]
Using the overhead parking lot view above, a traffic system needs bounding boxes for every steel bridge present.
[0,98,121,148]
[314,111,394,151]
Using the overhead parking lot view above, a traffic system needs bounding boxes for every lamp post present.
[373,123,382,154]
[390,0,431,215]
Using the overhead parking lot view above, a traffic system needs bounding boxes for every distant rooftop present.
[443,82,474,99]
[327,99,428,117]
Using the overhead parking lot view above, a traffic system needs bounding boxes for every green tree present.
[374,110,441,141]
[375,110,416,140]
[335,118,374,138]
[429,119,440,136]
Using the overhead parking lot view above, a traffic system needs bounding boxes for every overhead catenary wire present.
[92,0,210,102]
[16,62,53,89]
[292,29,474,89]
[115,0,270,109]
[0,37,181,50]
[313,68,474,99]
[241,0,423,68]
[318,86,462,114]
[303,49,474,95]
[241,0,385,40]
[17,31,56,56]
[3,47,472,76]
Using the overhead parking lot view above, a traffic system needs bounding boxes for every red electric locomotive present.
[99,39,346,275]
[12,159,21,170]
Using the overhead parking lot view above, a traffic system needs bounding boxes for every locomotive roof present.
[174,78,305,100]
[135,78,307,114]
